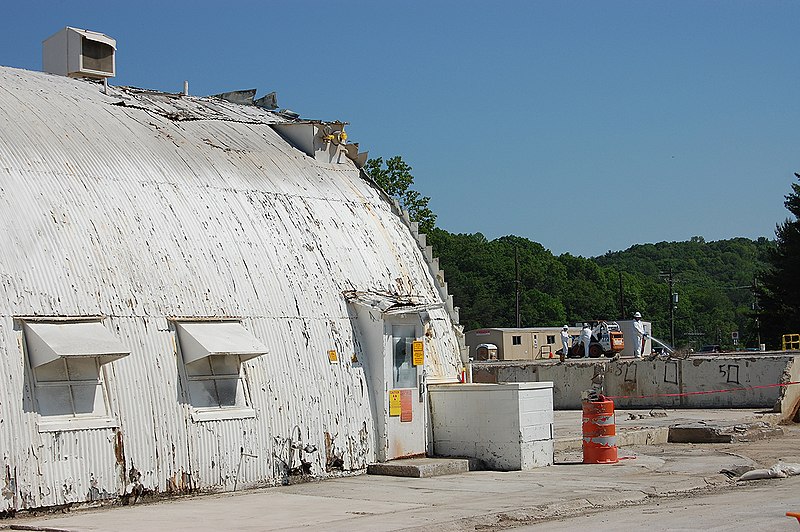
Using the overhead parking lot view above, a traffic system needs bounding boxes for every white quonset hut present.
[0,57,463,512]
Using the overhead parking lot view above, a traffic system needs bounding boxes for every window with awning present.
[175,321,267,416]
[23,320,129,428]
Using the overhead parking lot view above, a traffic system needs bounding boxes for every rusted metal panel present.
[187,416,271,492]
[0,319,26,513]
[35,428,119,506]
[0,65,461,511]
[104,317,193,496]
[244,316,376,477]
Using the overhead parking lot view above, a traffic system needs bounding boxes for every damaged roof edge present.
[344,290,444,314]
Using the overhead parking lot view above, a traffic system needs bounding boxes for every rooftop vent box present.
[43,27,116,79]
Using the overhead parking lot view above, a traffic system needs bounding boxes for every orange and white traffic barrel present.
[582,396,618,464]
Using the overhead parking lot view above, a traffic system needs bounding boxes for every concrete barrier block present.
[520,424,552,442]
[520,439,554,468]
[429,382,554,470]
[520,410,554,428]
[476,355,799,412]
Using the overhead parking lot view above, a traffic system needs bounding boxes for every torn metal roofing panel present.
[344,289,444,316]
[343,290,421,311]
[211,88,258,105]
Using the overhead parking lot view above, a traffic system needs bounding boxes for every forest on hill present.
[427,230,774,351]
[364,155,782,351]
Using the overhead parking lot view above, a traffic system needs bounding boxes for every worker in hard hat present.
[633,312,647,358]
[560,325,571,362]
[579,323,592,358]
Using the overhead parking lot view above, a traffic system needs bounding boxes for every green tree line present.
[428,230,773,350]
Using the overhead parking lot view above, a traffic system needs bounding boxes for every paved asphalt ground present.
[4,409,799,531]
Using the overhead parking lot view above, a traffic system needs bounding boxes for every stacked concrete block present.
[429,382,554,470]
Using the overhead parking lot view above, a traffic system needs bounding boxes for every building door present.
[348,298,429,462]
[385,320,427,459]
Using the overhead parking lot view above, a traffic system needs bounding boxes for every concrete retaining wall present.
[473,353,800,420]
[778,355,800,422]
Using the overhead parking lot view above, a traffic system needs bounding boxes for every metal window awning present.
[176,322,268,364]
[23,321,130,368]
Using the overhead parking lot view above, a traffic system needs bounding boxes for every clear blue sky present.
[2,1,797,257]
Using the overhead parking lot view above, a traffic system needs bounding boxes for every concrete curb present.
[556,427,669,452]
[366,457,481,477]
[669,421,784,443]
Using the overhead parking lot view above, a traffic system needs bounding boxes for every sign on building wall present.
[389,389,413,421]
[412,340,424,366]
[389,390,401,416]
[400,389,413,422]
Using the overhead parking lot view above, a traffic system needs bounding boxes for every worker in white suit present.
[633,311,647,358]
[579,323,592,358]
[560,325,571,361]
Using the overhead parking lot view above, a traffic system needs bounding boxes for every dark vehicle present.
[567,321,625,358]
[698,344,721,353]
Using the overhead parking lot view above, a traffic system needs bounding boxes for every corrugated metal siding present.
[35,428,119,506]
[104,316,193,495]
[0,318,25,512]
[0,317,122,510]
[425,307,463,382]
[0,65,460,510]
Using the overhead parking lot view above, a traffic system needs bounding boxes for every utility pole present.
[659,267,676,347]
[618,271,625,319]
[515,245,521,328]
[669,267,676,348]
[753,277,761,347]
[725,280,762,348]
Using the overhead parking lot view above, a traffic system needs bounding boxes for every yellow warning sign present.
[389,390,401,416]
[328,350,339,364]
[412,340,424,366]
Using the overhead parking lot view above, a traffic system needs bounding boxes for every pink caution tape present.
[604,381,800,400]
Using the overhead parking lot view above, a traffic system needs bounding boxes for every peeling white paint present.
[0,66,462,512]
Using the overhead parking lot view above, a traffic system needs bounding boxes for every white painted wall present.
[429,382,554,470]
[0,66,465,512]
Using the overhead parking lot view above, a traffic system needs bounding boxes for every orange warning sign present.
[400,389,413,422]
